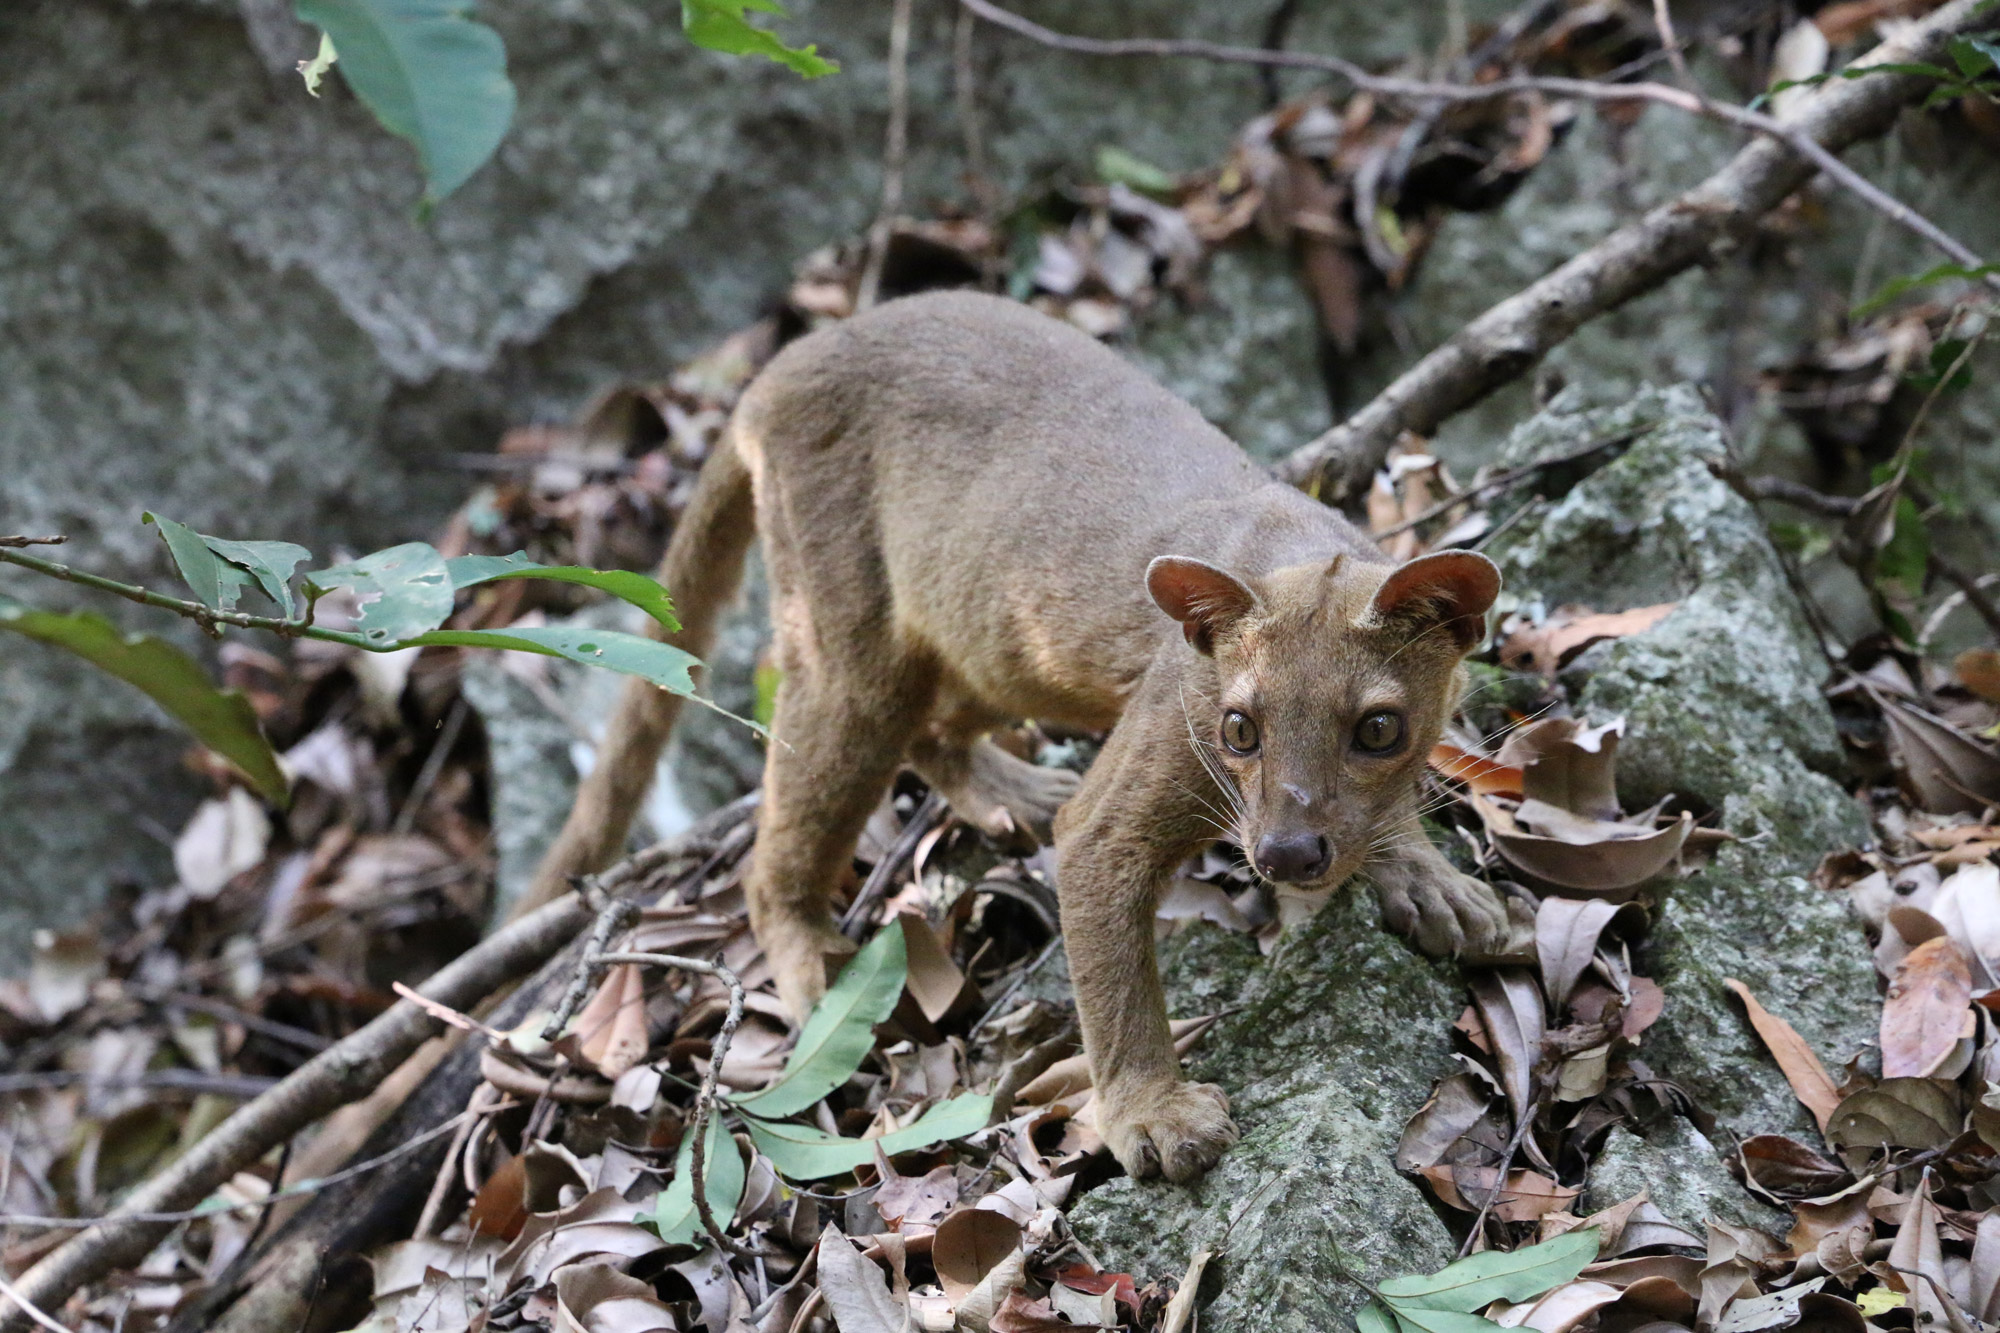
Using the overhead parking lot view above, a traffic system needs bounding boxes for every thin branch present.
[1711,465,1861,519]
[839,789,949,937]
[0,1276,70,1333]
[593,951,750,1257]
[128,986,332,1054]
[0,1070,277,1099]
[1371,427,1640,539]
[0,1107,496,1230]
[1929,550,2000,643]
[856,0,914,312]
[1268,0,1999,503]
[959,0,1999,283]
[1651,0,1695,90]
[0,536,66,549]
[0,547,370,648]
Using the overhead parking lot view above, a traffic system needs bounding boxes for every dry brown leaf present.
[1490,1279,1624,1332]
[553,1262,676,1333]
[1826,1078,1963,1154]
[1876,691,2000,816]
[575,962,651,1079]
[1724,979,1841,1133]
[1957,649,2000,705]
[1968,1212,2000,1322]
[1396,1072,1494,1171]
[1737,1136,1850,1204]
[1469,969,1546,1131]
[815,1225,907,1333]
[934,1207,1026,1303]
[1420,1164,1579,1220]
[1881,936,1976,1078]
[1159,1248,1213,1333]
[1497,603,1679,677]
[1536,898,1630,1010]
[1884,1172,1948,1333]
[468,1152,530,1240]
[992,1291,1096,1333]
[1430,742,1526,798]
[1501,718,1625,820]
[898,910,980,1026]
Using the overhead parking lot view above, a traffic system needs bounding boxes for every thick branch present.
[1272,0,1997,502]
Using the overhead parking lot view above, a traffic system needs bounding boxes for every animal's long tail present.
[513,427,756,917]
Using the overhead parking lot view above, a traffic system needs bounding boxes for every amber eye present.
[1221,710,1261,756]
[1354,710,1405,754]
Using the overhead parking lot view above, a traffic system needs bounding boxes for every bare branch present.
[0,535,66,549]
[1271,0,1999,502]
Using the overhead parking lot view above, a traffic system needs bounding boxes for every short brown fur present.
[522,291,1507,1182]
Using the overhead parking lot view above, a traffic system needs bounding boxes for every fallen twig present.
[0,888,595,1331]
[0,1275,68,1333]
[0,535,66,549]
[593,950,750,1256]
[1371,428,1640,540]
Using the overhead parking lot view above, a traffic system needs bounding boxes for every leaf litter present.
[6,12,2000,1329]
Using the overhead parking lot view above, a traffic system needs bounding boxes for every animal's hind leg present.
[747,655,932,1022]
[908,734,1080,843]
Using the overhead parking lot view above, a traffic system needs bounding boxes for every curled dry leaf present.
[1874,690,2000,816]
[572,963,651,1080]
[552,1262,677,1333]
[1884,1172,1949,1333]
[1490,1278,1625,1333]
[1397,1072,1495,1171]
[934,1206,1026,1303]
[1421,1164,1580,1220]
[1880,935,1976,1078]
[1536,898,1638,1010]
[1469,969,1546,1131]
[1724,979,1841,1134]
[1737,1136,1851,1204]
[1968,1211,2000,1322]
[1430,741,1525,798]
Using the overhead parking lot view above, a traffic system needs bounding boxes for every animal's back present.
[734,290,1364,720]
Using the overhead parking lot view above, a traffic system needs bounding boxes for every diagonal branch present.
[1273,0,1999,503]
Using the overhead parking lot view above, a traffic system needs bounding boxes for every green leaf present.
[1854,261,2000,319]
[1378,1229,1599,1313]
[145,512,237,611]
[145,515,313,617]
[1381,1309,1506,1333]
[1950,35,1996,78]
[644,1112,746,1244]
[1357,1300,1401,1333]
[408,625,700,694]
[445,552,680,632]
[740,1092,993,1181]
[731,922,908,1119]
[753,662,781,729]
[299,29,338,95]
[295,0,516,202]
[308,542,456,645]
[0,596,288,807]
[204,539,313,617]
[682,0,837,78]
[1876,495,1931,599]
[1095,145,1178,194]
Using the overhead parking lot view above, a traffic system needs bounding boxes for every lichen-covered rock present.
[1070,888,1461,1332]
[1585,1121,1786,1236]
[1072,386,1875,1328]
[1486,385,1877,1138]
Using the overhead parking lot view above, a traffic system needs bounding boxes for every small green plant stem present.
[0,547,373,650]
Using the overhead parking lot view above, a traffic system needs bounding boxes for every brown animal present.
[524,291,1508,1182]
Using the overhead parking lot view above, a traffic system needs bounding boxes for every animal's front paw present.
[1098,1080,1239,1184]
[1376,865,1510,958]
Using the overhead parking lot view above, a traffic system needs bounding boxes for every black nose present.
[1255,831,1329,882]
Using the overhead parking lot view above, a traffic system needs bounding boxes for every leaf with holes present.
[446,552,679,632]
[296,0,516,202]
[145,514,314,618]
[307,542,456,646]
[409,626,700,695]
[0,597,288,806]
[731,921,908,1119]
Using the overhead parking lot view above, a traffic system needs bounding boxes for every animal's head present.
[1146,549,1501,888]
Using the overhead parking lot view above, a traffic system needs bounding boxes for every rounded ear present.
[1147,556,1259,656]
[1367,551,1502,651]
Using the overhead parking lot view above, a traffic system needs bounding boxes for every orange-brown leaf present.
[1724,979,1840,1133]
[1882,936,1975,1078]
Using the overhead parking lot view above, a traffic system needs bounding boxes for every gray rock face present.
[0,0,1339,958]
[1071,386,1877,1327]
[1071,890,1462,1333]
[1485,385,1878,1138]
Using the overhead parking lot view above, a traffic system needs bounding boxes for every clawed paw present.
[1099,1081,1239,1184]
[1377,866,1510,959]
